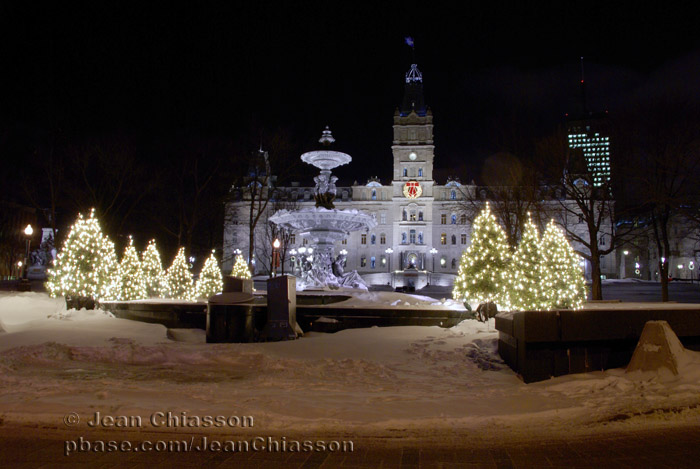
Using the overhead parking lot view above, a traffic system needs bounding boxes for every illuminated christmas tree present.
[540,220,587,310]
[116,236,147,300]
[510,216,548,311]
[46,209,118,305]
[452,203,511,309]
[141,239,167,298]
[194,250,223,299]
[231,252,252,279]
[164,247,194,300]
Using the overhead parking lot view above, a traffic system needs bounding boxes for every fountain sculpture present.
[270,127,377,290]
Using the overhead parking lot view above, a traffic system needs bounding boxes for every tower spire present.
[580,56,588,115]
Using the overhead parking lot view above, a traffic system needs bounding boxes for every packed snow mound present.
[49,308,114,320]
[626,320,693,380]
[0,291,65,326]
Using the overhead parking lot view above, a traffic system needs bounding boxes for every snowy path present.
[1,292,700,441]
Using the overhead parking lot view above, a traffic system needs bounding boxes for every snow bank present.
[1,292,700,437]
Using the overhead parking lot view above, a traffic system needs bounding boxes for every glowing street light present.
[272,238,281,276]
[385,247,393,272]
[22,224,33,282]
[429,247,438,272]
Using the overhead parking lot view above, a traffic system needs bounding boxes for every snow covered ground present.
[1,291,700,440]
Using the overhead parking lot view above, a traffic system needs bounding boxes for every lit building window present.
[380,233,386,244]
[361,234,367,244]
[361,257,366,267]
[441,233,447,245]
[290,234,296,244]
[441,214,447,224]
[461,233,467,244]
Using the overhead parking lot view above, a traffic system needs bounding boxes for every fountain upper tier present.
[300,126,352,171]
[300,150,351,171]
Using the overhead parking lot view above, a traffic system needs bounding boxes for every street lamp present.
[23,224,33,281]
[429,247,438,272]
[385,247,393,273]
[272,238,281,277]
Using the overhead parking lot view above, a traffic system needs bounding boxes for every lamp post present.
[272,238,281,277]
[385,247,393,273]
[429,247,438,272]
[23,224,33,281]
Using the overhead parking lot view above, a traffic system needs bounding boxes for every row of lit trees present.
[46,210,231,304]
[452,204,587,311]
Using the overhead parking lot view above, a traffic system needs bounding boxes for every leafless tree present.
[535,128,635,300]
[618,101,700,301]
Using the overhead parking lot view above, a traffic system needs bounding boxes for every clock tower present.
[392,64,434,197]
[391,63,435,271]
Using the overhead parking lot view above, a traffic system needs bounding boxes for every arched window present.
[371,189,377,200]
[371,234,376,245]
[380,233,386,244]
[450,190,457,200]
[418,168,423,177]
[451,214,457,224]
[451,234,456,245]
[418,211,423,221]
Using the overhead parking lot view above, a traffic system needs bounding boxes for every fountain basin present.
[269,207,376,238]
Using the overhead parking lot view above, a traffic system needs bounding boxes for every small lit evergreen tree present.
[540,220,587,310]
[452,203,511,309]
[231,252,252,279]
[510,216,548,311]
[46,209,118,304]
[141,239,167,298]
[164,247,194,300]
[194,250,223,299]
[116,236,147,300]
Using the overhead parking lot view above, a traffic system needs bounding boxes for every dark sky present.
[2,1,700,185]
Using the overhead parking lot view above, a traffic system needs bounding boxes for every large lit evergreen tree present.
[540,220,587,310]
[510,216,548,311]
[231,252,252,279]
[46,210,118,304]
[194,250,223,299]
[141,239,167,298]
[116,236,147,300]
[452,203,511,309]
[164,247,194,300]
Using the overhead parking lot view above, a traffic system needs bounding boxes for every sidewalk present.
[2,423,699,468]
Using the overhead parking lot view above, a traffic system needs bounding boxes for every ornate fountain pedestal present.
[270,128,376,290]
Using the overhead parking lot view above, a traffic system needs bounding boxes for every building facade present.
[224,64,620,287]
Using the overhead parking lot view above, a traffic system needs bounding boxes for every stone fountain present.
[270,127,377,290]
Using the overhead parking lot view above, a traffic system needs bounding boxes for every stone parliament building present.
[223,64,619,289]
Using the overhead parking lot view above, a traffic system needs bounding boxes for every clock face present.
[403,181,422,199]
[408,152,417,160]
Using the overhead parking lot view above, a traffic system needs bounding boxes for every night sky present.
[2,2,700,251]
